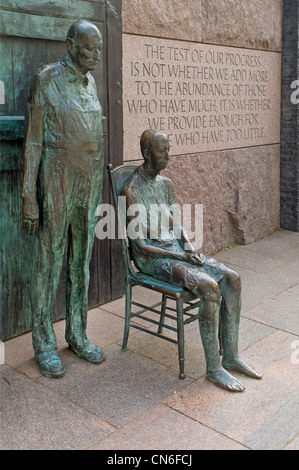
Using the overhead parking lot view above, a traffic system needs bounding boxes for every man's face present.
[72,29,102,73]
[149,136,170,171]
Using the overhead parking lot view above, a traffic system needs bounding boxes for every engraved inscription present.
[123,35,281,160]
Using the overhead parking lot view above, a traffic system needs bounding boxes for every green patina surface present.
[0,117,25,141]
[0,2,106,341]
[1,0,123,341]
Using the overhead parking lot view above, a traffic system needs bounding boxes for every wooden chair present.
[107,163,223,379]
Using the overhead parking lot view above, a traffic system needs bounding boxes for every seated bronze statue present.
[122,129,262,392]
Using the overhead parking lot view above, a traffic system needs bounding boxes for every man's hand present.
[184,252,205,266]
[22,196,39,235]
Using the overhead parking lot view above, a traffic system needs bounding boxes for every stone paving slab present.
[1,230,298,450]
[99,285,163,329]
[4,308,126,380]
[37,343,193,429]
[268,259,299,285]
[85,307,130,348]
[222,264,296,313]
[0,365,114,450]
[4,320,76,380]
[122,317,274,379]
[284,434,299,450]
[216,230,299,275]
[217,246,287,275]
[91,404,248,450]
[164,330,299,450]
[244,284,299,335]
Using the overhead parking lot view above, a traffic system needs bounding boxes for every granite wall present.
[281,0,299,232]
[122,0,283,255]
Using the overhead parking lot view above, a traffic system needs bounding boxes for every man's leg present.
[144,259,246,391]
[65,165,104,363]
[194,274,246,392]
[32,211,68,377]
[202,258,262,379]
[32,154,71,377]
[218,267,262,379]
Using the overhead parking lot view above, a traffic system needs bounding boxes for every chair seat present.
[128,271,197,301]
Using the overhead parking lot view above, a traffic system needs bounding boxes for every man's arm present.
[167,179,205,266]
[125,185,203,266]
[22,74,44,235]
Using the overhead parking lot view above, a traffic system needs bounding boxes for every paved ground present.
[1,229,298,450]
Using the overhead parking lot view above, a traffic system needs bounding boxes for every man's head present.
[66,19,102,74]
[140,129,170,172]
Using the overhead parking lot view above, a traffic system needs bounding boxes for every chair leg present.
[122,283,132,351]
[218,299,224,356]
[177,297,185,379]
[157,294,167,334]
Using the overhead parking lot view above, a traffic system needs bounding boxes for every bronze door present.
[0,0,123,340]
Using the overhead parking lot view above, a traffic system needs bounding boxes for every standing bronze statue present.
[123,129,262,392]
[22,20,104,377]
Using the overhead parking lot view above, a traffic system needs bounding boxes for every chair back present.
[109,164,138,198]
[107,164,138,278]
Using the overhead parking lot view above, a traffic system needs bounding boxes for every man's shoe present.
[68,339,105,364]
[35,350,65,378]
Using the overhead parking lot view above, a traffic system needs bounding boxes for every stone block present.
[37,343,192,428]
[0,365,114,450]
[245,284,299,335]
[4,308,127,379]
[122,0,203,42]
[214,263,295,313]
[216,229,299,276]
[221,144,280,247]
[164,330,299,450]
[280,0,299,232]
[123,35,281,160]
[92,404,247,450]
[202,0,283,52]
[284,435,299,451]
[120,316,273,380]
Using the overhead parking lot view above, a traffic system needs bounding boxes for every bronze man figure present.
[123,129,262,392]
[22,20,104,377]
